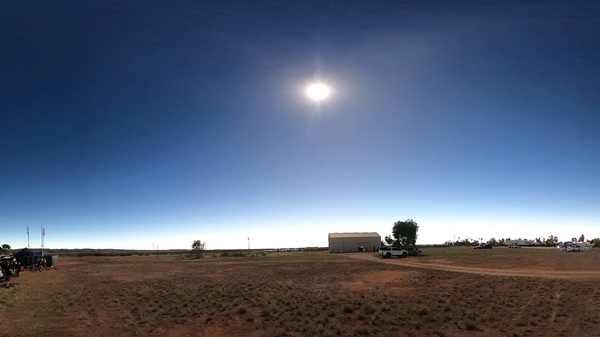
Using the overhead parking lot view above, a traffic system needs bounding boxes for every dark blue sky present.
[2,1,599,249]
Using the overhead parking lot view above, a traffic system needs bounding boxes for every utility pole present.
[248,237,250,250]
[41,226,45,256]
[27,226,30,248]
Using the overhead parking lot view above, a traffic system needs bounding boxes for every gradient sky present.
[2,1,599,250]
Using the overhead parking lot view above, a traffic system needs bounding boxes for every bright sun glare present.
[306,83,331,101]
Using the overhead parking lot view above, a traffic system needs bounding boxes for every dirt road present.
[346,253,600,280]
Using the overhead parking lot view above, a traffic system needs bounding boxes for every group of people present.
[0,257,20,288]
[35,257,48,272]
[0,255,52,288]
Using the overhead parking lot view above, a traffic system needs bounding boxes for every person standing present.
[36,257,43,272]
[1,260,11,288]
[13,259,20,277]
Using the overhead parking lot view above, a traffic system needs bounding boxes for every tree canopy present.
[192,240,205,250]
[191,240,206,258]
[390,219,419,247]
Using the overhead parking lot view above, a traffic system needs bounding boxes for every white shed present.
[328,232,381,253]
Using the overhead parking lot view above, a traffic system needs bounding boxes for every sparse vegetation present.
[364,304,376,315]
[465,321,479,331]
[1,248,599,336]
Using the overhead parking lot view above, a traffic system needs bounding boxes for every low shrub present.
[465,321,479,331]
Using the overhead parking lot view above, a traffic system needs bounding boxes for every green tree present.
[487,238,497,245]
[191,240,206,258]
[392,219,419,247]
[384,235,394,245]
[544,235,558,246]
[1,244,11,254]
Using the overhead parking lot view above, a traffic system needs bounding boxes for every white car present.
[378,246,408,258]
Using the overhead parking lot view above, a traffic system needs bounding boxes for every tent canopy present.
[14,248,36,257]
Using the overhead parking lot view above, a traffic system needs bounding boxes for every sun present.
[305,83,331,101]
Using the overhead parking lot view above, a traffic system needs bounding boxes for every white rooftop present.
[328,232,380,238]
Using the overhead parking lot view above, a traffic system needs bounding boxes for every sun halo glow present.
[305,83,331,101]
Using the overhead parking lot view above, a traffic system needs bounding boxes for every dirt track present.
[346,253,600,280]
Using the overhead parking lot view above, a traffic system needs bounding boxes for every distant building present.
[505,239,533,246]
[328,232,381,253]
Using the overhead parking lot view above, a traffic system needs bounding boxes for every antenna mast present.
[41,226,45,256]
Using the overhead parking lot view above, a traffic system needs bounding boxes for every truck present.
[560,242,587,252]
[378,246,408,258]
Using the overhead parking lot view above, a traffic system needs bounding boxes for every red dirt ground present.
[346,251,600,280]
[1,249,599,336]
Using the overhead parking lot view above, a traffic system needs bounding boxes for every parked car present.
[405,246,422,256]
[378,246,408,258]
[508,244,521,248]
[474,244,493,249]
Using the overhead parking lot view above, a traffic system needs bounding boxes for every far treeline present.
[380,219,599,248]
[0,245,327,257]
[444,235,600,247]
[2,247,190,257]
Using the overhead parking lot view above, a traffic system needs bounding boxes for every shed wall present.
[328,236,381,253]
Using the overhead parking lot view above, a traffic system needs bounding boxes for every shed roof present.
[328,232,380,239]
